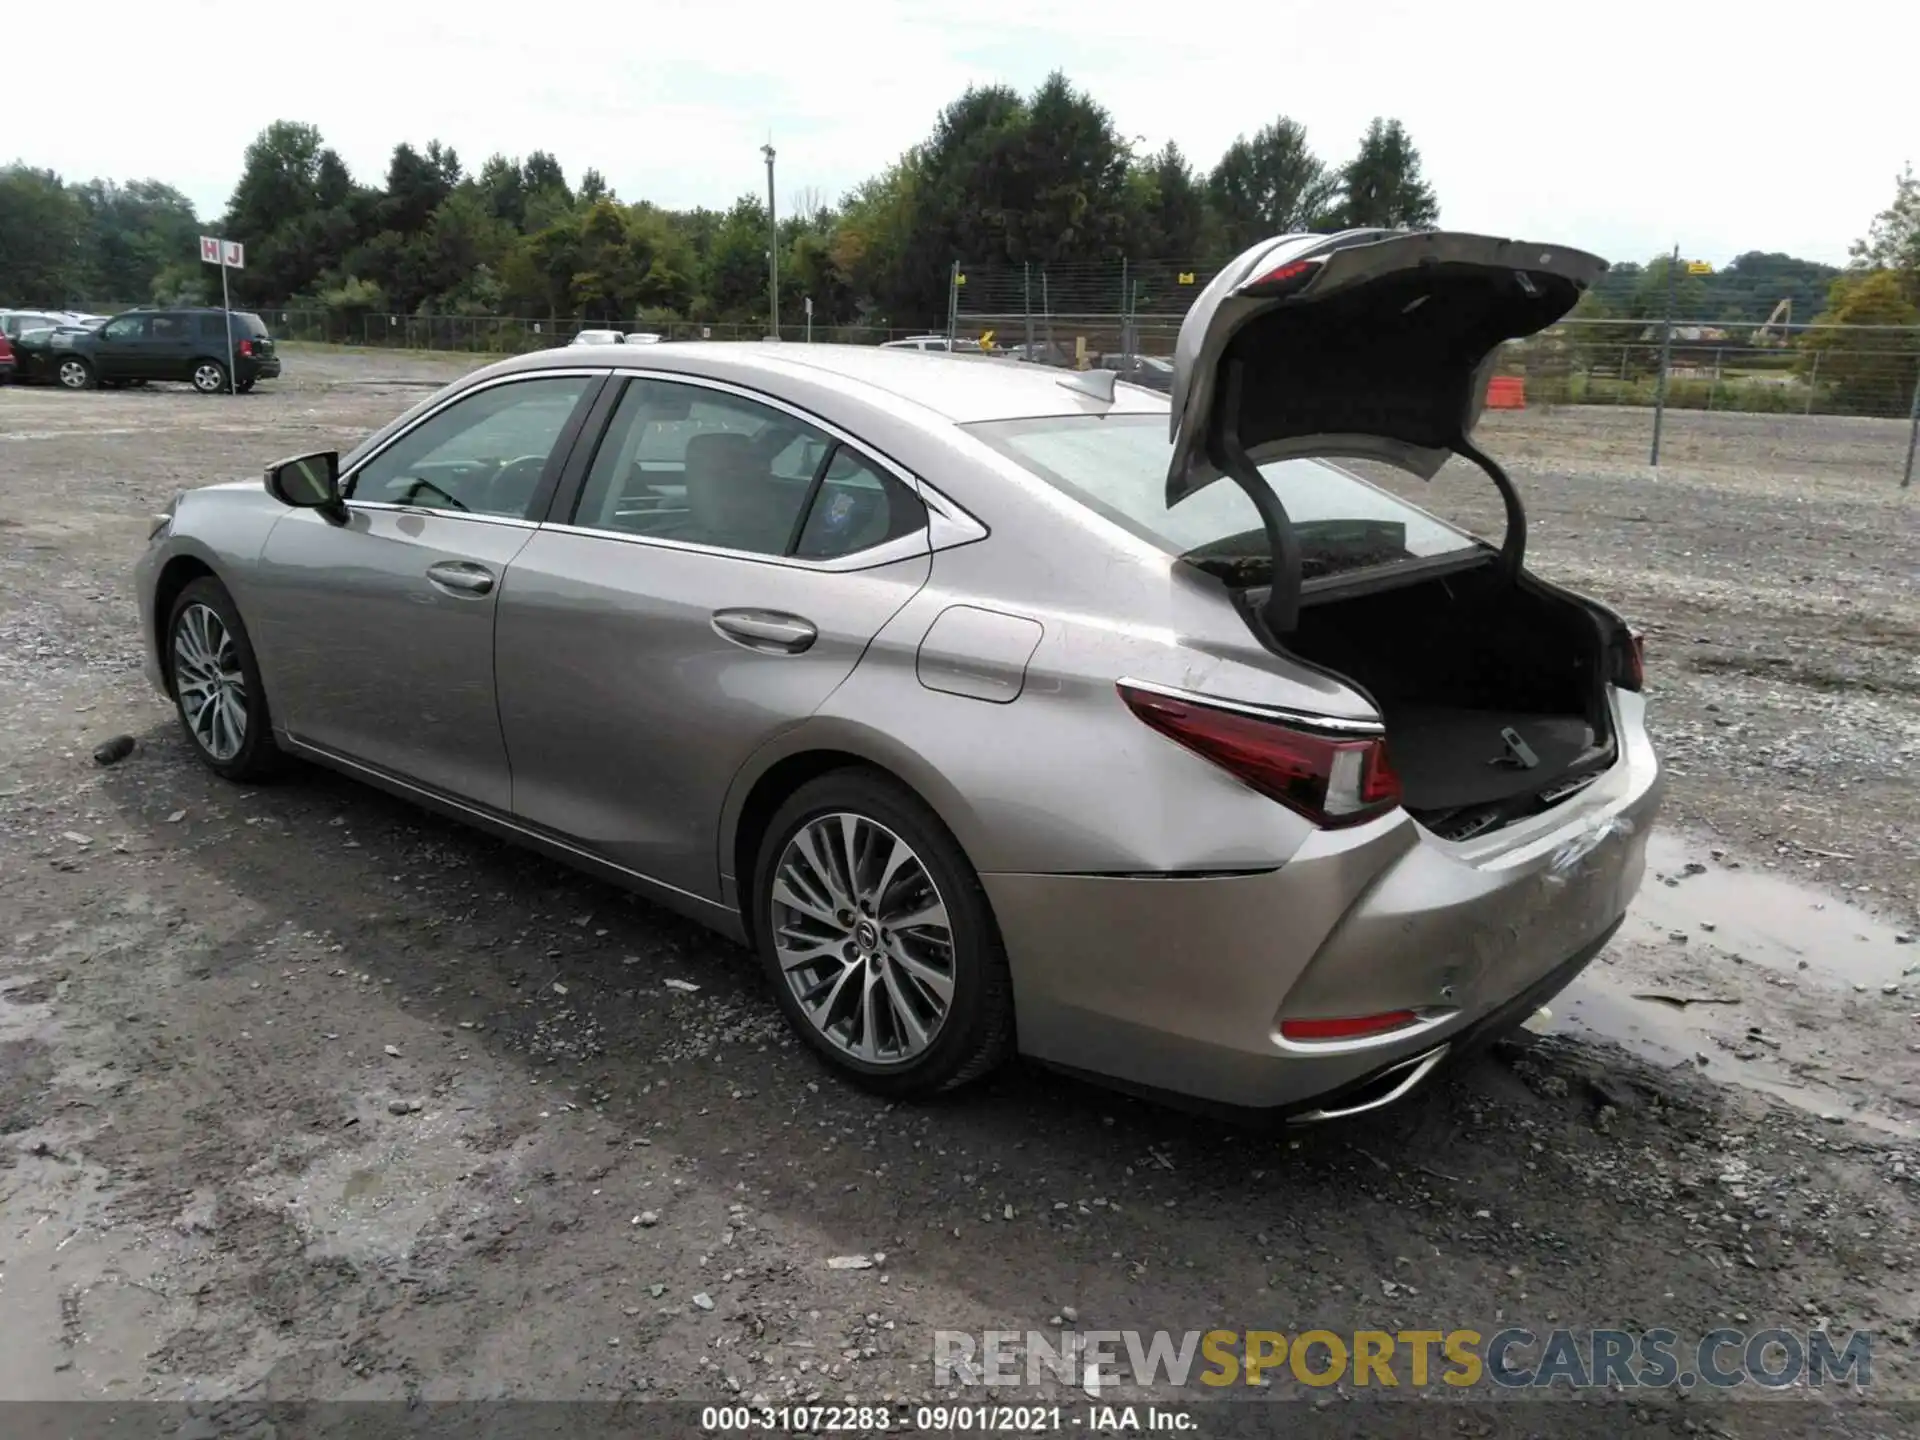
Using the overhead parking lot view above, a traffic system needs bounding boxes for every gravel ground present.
[2,350,1917,1435]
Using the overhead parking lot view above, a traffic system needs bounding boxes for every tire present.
[752,769,1014,1097]
[165,576,283,782]
[191,359,230,395]
[55,357,94,391]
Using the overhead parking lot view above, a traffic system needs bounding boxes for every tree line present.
[0,73,1438,329]
[4,75,1912,402]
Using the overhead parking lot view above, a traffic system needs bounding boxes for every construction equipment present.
[1752,298,1793,346]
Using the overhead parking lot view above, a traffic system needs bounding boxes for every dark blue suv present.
[50,308,281,394]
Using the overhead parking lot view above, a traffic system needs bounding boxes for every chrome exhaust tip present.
[1289,1043,1450,1125]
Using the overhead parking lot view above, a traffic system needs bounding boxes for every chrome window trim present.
[540,521,931,574]
[339,367,612,502]
[343,501,541,530]
[551,368,989,566]
[1116,676,1386,736]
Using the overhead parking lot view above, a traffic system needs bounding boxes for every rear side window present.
[967,413,1475,584]
[573,377,924,561]
[150,314,192,341]
[794,449,923,559]
[194,312,269,340]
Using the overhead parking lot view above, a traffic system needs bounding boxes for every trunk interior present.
[1281,561,1616,840]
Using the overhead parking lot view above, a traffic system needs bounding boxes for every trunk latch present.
[1490,726,1540,770]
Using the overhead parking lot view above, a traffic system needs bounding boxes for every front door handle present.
[711,609,817,654]
[426,561,495,596]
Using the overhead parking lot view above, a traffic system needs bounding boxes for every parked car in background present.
[135,228,1659,1119]
[570,330,663,347]
[10,320,107,384]
[1002,340,1075,367]
[37,308,280,393]
[1094,352,1175,392]
[1,309,86,342]
[2,309,89,382]
[879,335,983,354]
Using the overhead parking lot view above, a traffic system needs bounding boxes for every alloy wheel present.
[769,812,956,1066]
[193,364,226,393]
[57,360,89,389]
[172,602,248,761]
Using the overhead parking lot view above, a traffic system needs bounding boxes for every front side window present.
[347,376,593,519]
[967,412,1476,585]
[572,378,924,560]
[102,316,145,343]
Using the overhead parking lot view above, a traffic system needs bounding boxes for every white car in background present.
[570,329,662,347]
[880,335,989,354]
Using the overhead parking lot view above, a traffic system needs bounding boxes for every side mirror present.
[265,451,346,522]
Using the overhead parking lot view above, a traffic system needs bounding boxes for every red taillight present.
[238,339,253,357]
[1280,1011,1420,1042]
[1242,257,1325,297]
[1118,683,1401,828]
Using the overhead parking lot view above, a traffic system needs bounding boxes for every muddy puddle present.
[1545,829,1918,1135]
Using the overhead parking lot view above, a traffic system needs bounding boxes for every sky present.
[12,0,1916,268]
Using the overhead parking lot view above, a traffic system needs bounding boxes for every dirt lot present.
[2,349,1918,1435]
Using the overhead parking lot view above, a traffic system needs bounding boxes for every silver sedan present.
[135,229,1662,1118]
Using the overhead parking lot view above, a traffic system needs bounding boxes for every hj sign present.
[199,235,245,269]
[197,236,245,393]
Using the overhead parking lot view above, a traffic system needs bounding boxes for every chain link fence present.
[205,258,1920,488]
[944,259,1920,487]
[241,310,934,352]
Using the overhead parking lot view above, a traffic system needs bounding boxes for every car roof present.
[500,342,1169,424]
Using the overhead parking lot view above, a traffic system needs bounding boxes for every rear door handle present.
[711,609,817,654]
[426,561,495,596]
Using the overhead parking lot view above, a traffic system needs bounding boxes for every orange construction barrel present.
[1485,376,1527,409]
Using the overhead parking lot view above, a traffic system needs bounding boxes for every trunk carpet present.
[1383,705,1596,812]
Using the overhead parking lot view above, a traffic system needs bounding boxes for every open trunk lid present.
[1167,230,1606,632]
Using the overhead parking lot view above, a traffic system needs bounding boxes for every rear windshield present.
[966,413,1478,585]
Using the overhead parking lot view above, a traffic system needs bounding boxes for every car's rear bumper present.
[983,692,1663,1112]
[245,358,282,381]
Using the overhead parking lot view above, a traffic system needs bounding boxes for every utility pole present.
[761,141,779,339]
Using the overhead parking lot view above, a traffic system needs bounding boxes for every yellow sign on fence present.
[1177,272,1196,285]
[1686,261,1713,275]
